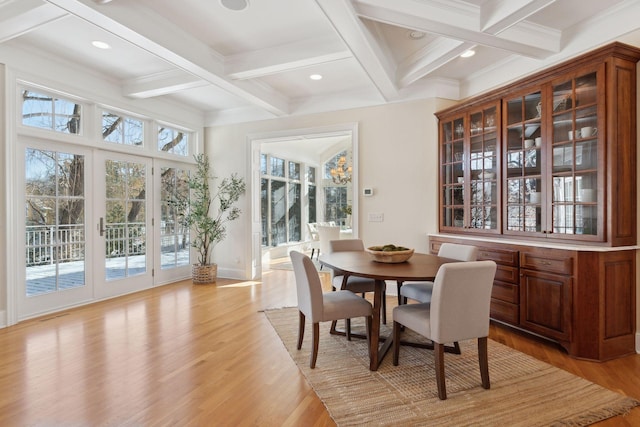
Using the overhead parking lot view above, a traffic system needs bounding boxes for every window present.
[261,154,305,247]
[323,152,351,227]
[270,156,285,177]
[158,125,188,156]
[289,161,300,180]
[22,89,81,134]
[102,111,144,146]
[324,186,348,226]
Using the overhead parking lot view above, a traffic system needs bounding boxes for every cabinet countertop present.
[429,233,640,252]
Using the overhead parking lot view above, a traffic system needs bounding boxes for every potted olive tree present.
[180,153,246,283]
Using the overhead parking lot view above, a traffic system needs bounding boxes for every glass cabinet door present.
[468,105,499,231]
[440,116,465,229]
[504,90,543,235]
[550,69,602,239]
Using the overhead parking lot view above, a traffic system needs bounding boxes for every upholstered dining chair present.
[398,243,479,305]
[329,239,386,337]
[290,250,373,368]
[317,225,340,260]
[392,260,497,400]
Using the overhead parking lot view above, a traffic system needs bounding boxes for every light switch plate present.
[368,212,384,222]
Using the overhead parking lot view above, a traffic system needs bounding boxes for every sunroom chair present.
[306,223,320,260]
[397,243,478,305]
[329,239,386,338]
[392,260,497,400]
[290,250,373,368]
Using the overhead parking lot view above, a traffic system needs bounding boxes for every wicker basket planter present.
[192,264,217,284]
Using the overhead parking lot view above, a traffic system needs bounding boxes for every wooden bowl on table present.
[366,245,414,263]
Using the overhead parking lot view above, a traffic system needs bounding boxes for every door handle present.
[99,217,105,236]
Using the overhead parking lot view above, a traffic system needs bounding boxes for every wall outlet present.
[368,212,384,222]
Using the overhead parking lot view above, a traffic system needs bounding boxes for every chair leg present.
[365,315,373,361]
[478,337,490,390]
[346,319,351,340]
[297,311,305,350]
[434,342,447,400]
[381,290,387,324]
[310,322,320,368]
[392,321,401,366]
[396,281,403,305]
[310,248,315,259]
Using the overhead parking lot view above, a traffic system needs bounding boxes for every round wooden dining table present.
[319,251,455,371]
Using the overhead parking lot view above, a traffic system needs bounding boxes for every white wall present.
[0,64,6,326]
[206,98,457,279]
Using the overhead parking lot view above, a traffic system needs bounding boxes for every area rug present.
[264,307,639,426]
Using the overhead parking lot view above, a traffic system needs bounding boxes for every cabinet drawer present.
[520,252,573,275]
[490,299,519,325]
[477,247,519,267]
[495,265,518,284]
[492,281,518,303]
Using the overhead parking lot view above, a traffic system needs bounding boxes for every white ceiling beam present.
[353,0,560,58]
[396,38,473,88]
[315,0,399,101]
[480,0,558,34]
[0,0,67,43]
[43,0,290,116]
[226,36,352,80]
[123,69,209,99]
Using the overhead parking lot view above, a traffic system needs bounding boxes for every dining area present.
[290,240,497,400]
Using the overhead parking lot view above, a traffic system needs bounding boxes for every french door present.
[19,142,155,318]
[21,142,95,316]
[93,151,154,299]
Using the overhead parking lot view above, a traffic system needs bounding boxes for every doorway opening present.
[248,124,358,278]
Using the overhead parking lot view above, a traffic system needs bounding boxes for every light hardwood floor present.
[1,264,639,426]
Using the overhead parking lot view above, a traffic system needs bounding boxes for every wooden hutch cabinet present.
[433,42,640,361]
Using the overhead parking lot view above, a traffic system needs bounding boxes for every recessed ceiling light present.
[220,0,249,11]
[309,74,323,80]
[408,31,425,40]
[460,49,476,58]
[92,40,111,49]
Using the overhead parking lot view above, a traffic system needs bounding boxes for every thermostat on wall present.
[363,188,373,196]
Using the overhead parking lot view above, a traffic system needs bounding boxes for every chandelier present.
[330,155,352,185]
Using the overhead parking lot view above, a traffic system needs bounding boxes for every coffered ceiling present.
[3,0,640,126]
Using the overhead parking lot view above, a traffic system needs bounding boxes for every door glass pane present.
[25,148,85,296]
[504,92,542,234]
[551,72,598,236]
[160,167,190,269]
[105,160,147,280]
[440,117,465,228]
[469,106,498,230]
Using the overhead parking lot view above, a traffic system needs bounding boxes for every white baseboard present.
[0,309,5,328]
[636,332,640,354]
